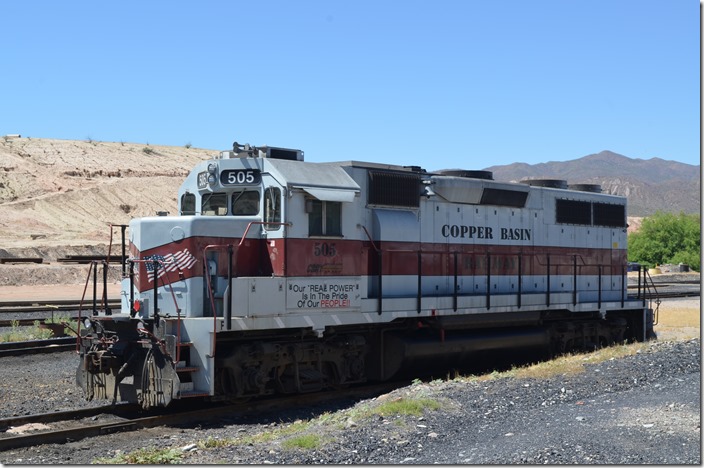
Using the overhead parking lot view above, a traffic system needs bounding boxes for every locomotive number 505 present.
[220,169,261,186]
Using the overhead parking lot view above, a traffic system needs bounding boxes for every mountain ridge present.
[483,150,700,216]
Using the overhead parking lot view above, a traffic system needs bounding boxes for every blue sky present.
[1,0,699,170]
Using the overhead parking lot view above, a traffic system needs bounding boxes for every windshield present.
[232,190,260,215]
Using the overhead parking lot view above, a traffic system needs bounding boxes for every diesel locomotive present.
[77,142,656,408]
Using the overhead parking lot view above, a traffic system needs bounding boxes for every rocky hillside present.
[485,150,700,216]
[0,136,217,248]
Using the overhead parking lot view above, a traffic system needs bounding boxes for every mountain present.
[483,151,700,217]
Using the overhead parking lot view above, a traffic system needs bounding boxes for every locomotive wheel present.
[138,348,179,409]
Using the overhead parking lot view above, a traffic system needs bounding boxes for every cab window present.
[181,193,196,215]
[308,199,342,236]
[264,187,282,230]
[202,193,227,215]
[231,190,260,215]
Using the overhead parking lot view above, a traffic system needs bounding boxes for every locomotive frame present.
[77,142,657,408]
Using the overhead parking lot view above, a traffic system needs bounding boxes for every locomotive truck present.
[77,142,656,408]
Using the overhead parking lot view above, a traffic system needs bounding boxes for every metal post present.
[598,265,602,309]
[152,260,159,327]
[417,251,422,314]
[572,255,577,306]
[226,244,233,330]
[641,266,646,307]
[453,252,458,312]
[621,264,625,308]
[103,261,111,315]
[517,254,522,309]
[377,249,383,315]
[486,252,491,310]
[120,225,127,277]
[92,261,98,316]
[546,254,551,307]
[129,260,135,317]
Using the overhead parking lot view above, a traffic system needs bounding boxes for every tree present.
[628,211,701,271]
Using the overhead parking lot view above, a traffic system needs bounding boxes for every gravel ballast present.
[0,337,699,465]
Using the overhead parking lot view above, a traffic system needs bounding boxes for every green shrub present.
[629,211,700,271]
[282,434,322,450]
[92,446,183,464]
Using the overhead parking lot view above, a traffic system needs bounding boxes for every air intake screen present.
[368,170,420,208]
[593,203,625,227]
[556,199,591,225]
[480,188,528,207]
[268,148,299,160]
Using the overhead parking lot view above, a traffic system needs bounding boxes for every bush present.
[628,211,700,271]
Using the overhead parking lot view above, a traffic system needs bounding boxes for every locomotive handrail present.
[202,243,238,358]
[75,261,96,352]
[359,225,630,313]
[202,222,292,357]
[239,220,291,246]
[636,266,661,325]
[107,223,129,276]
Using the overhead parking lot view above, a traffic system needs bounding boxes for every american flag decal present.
[144,248,198,282]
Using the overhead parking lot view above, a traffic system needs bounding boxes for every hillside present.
[0,136,217,248]
[485,150,700,216]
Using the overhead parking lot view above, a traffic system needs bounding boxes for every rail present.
[0,381,401,452]
[360,226,639,314]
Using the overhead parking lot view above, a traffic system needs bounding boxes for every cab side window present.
[308,199,342,236]
[264,187,281,230]
[181,193,196,215]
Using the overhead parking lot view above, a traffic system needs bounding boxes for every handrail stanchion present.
[641,266,646,307]
[152,260,159,327]
[598,265,602,309]
[103,260,110,315]
[453,252,458,312]
[517,254,522,309]
[621,264,625,308]
[203,221,291,357]
[546,254,551,307]
[486,252,491,310]
[360,226,383,315]
[572,255,578,306]
[76,261,95,352]
[416,251,422,314]
[226,244,233,330]
[120,225,127,276]
[92,261,98,316]
[129,260,135,317]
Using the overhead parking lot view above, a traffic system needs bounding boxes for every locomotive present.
[77,142,656,408]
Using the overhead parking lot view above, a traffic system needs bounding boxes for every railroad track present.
[0,382,403,452]
[0,300,120,315]
[0,299,121,327]
[0,337,77,357]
